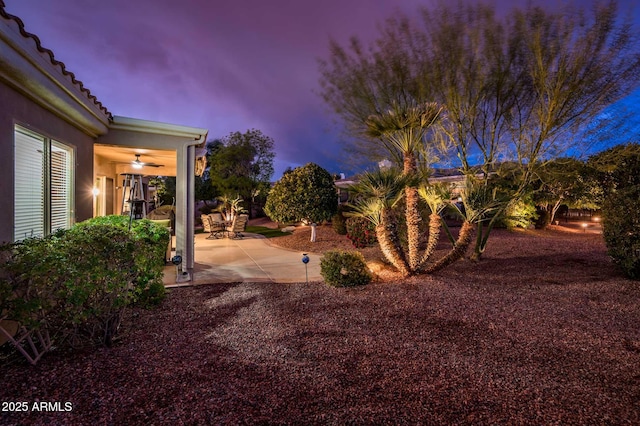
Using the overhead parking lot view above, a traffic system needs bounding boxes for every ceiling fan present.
[131,154,163,169]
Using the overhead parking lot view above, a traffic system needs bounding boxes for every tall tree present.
[533,158,596,223]
[320,0,640,267]
[208,129,275,217]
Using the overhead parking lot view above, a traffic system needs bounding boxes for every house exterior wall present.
[0,82,95,243]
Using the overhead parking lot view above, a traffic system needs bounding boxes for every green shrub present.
[264,163,338,224]
[0,236,62,330]
[601,185,640,279]
[320,250,372,287]
[1,225,138,348]
[498,198,537,230]
[52,224,138,347]
[332,210,347,235]
[1,216,169,350]
[345,216,377,248]
[78,216,169,305]
[135,281,166,308]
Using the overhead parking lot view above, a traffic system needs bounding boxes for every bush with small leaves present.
[77,215,169,305]
[320,250,372,287]
[1,216,169,351]
[2,225,138,348]
[601,185,640,280]
[332,208,348,235]
[264,163,338,224]
[345,216,377,248]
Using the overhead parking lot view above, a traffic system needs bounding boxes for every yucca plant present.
[416,183,450,270]
[347,169,411,276]
[365,102,443,271]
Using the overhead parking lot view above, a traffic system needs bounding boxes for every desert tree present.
[533,158,596,223]
[208,129,275,217]
[320,0,640,264]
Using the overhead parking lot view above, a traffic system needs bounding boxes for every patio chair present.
[206,213,226,239]
[226,214,248,239]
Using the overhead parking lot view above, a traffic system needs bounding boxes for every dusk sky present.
[5,0,640,179]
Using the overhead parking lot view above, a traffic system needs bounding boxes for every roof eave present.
[0,5,112,137]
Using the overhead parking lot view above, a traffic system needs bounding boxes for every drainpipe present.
[174,143,198,282]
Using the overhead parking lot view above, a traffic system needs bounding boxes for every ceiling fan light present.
[132,154,143,169]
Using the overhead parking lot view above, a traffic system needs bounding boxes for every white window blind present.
[14,126,74,241]
[14,128,44,240]
[50,142,72,232]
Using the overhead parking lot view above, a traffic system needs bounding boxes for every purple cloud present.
[5,0,639,178]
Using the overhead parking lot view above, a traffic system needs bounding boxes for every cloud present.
[5,0,639,179]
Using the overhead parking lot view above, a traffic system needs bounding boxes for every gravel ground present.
[1,225,639,425]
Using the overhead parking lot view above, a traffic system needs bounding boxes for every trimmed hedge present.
[320,250,372,287]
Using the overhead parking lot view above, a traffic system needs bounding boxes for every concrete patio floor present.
[163,233,322,287]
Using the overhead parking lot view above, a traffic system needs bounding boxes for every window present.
[14,126,74,241]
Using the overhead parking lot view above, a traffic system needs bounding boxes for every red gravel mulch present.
[1,226,639,425]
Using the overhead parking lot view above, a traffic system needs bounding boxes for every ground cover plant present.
[1,224,639,424]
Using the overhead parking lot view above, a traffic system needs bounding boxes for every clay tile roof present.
[0,1,113,120]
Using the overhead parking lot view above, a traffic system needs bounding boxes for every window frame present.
[14,125,75,241]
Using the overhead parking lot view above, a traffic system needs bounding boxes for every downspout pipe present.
[174,135,206,282]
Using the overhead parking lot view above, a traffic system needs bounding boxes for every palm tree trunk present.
[376,208,410,277]
[424,221,474,274]
[405,186,421,272]
[418,213,441,270]
[403,155,421,272]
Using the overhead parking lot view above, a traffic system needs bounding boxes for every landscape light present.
[302,253,309,284]
[582,223,588,232]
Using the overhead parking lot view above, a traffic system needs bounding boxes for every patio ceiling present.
[94,145,177,176]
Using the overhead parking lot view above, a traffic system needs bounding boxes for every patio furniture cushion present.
[201,213,224,232]
[226,214,249,239]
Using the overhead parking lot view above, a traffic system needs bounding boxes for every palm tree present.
[423,176,497,273]
[365,102,443,272]
[347,169,410,277]
[215,194,247,221]
[416,183,449,270]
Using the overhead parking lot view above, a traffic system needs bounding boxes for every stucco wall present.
[0,82,95,243]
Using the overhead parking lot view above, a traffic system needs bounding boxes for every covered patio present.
[94,116,208,283]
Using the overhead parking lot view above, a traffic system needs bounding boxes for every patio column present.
[175,143,196,282]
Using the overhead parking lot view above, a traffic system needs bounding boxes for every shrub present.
[345,216,377,248]
[320,250,372,287]
[264,163,338,224]
[0,236,62,330]
[1,225,138,348]
[601,185,640,279]
[332,206,348,235]
[1,216,169,351]
[50,224,139,347]
[77,215,169,305]
[499,198,538,230]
